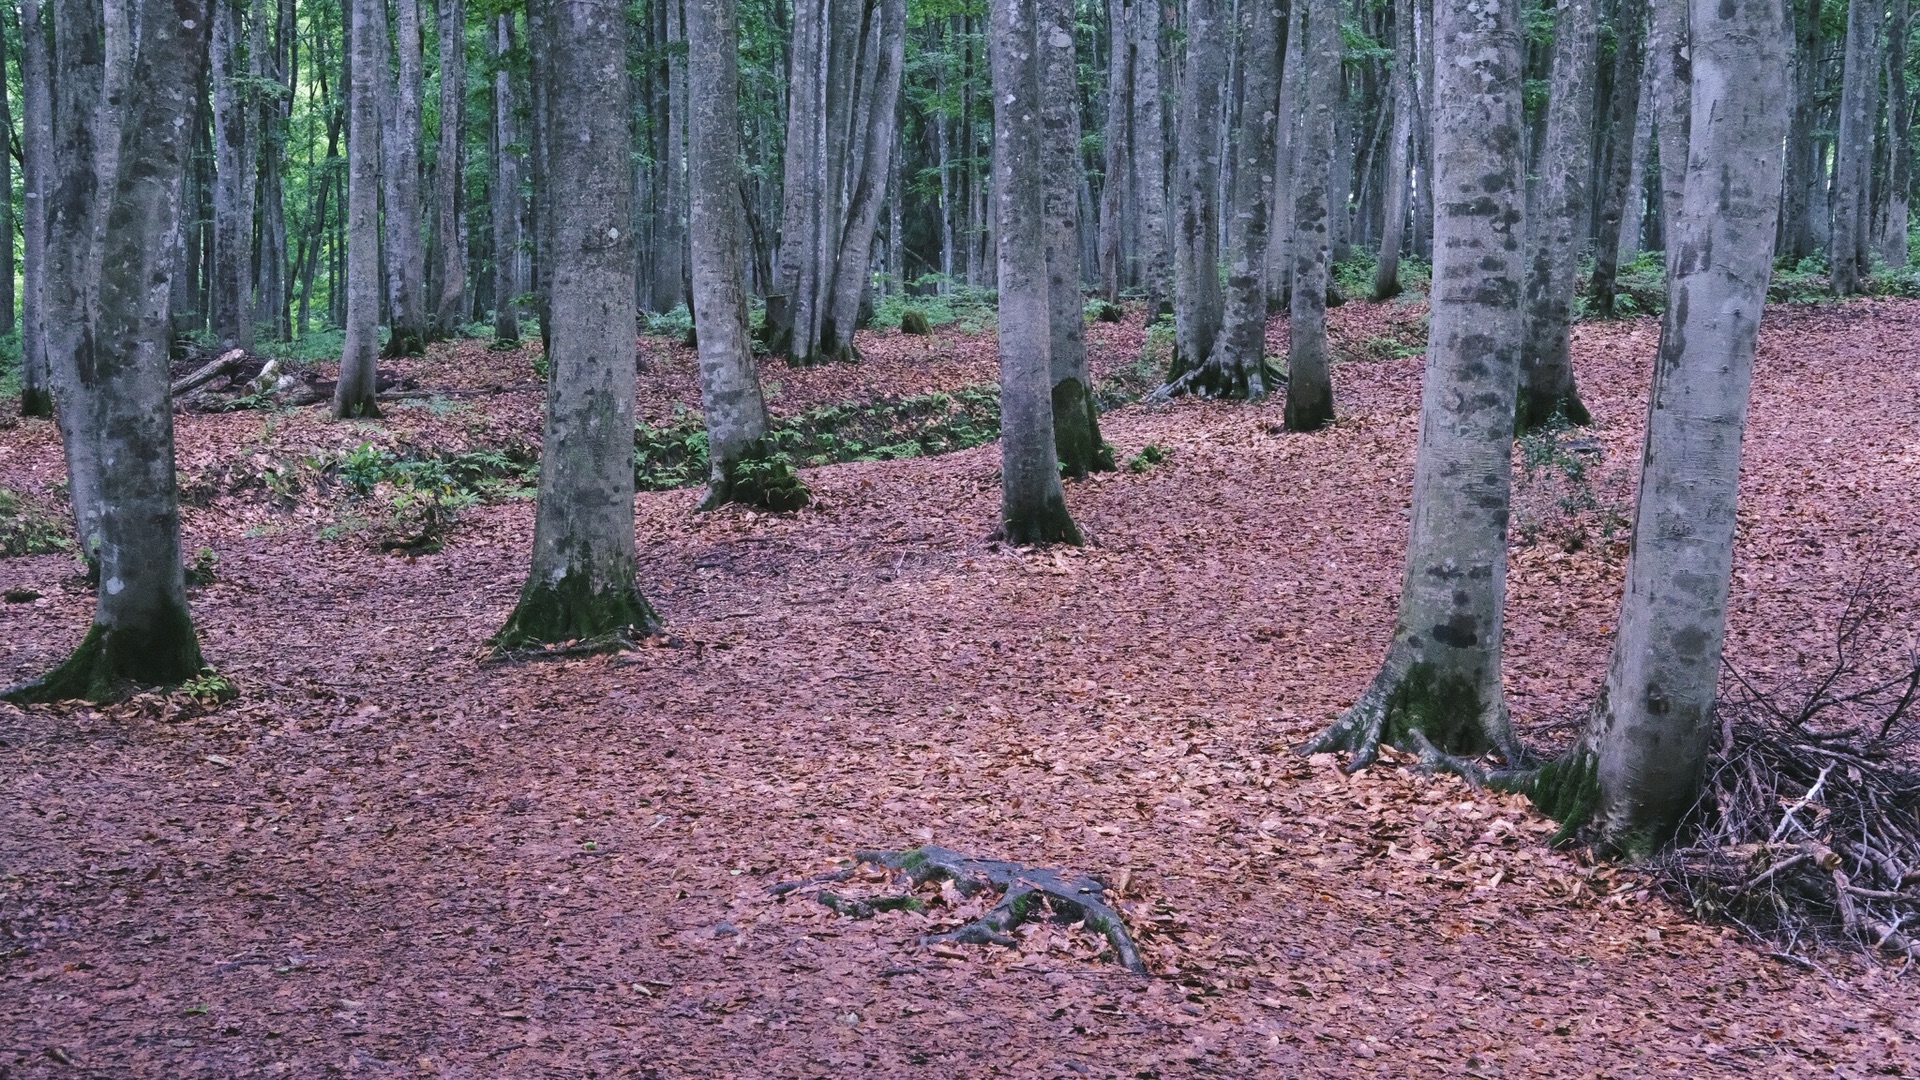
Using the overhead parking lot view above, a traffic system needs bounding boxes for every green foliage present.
[180,669,240,705]
[642,305,696,341]
[255,329,346,364]
[868,280,998,334]
[1574,251,1667,318]
[0,487,72,557]
[1126,444,1168,473]
[186,547,219,587]
[0,331,20,401]
[1513,416,1627,553]
[326,442,537,552]
[716,442,813,512]
[1768,255,1833,305]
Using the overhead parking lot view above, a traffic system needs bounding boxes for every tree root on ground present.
[770,845,1147,973]
[1152,355,1283,402]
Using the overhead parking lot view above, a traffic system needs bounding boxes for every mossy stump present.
[899,310,931,335]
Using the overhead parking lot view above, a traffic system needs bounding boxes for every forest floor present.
[3,298,1920,1078]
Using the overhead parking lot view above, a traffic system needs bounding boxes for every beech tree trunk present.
[7,0,210,704]
[1166,0,1227,378]
[1880,0,1910,267]
[1516,0,1598,431]
[651,0,689,313]
[822,0,907,360]
[432,0,467,337]
[494,0,658,650]
[0,28,14,336]
[1170,0,1281,399]
[1040,0,1110,473]
[1779,0,1821,260]
[1302,0,1527,766]
[1284,0,1339,433]
[1264,0,1304,300]
[1130,0,1171,318]
[1565,0,1790,857]
[1649,0,1691,277]
[1097,0,1132,302]
[379,0,429,355]
[1831,0,1875,294]
[210,0,255,351]
[989,0,1080,545]
[336,0,383,419]
[1588,0,1647,318]
[492,13,523,344]
[687,0,786,509]
[1372,0,1416,301]
[18,0,54,418]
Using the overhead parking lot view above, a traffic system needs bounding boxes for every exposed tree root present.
[772,845,1147,973]
[1153,354,1283,402]
[1299,660,1522,773]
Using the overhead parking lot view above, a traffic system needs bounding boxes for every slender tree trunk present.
[7,0,210,704]
[250,0,287,342]
[1618,59,1655,262]
[1284,0,1339,432]
[1097,0,1132,302]
[1516,0,1598,430]
[822,0,906,359]
[651,0,689,313]
[210,0,255,350]
[1410,0,1434,259]
[1167,0,1227,378]
[1301,0,1527,766]
[1131,0,1171,318]
[1649,0,1691,278]
[1832,0,1876,294]
[1881,0,1910,266]
[1372,0,1416,300]
[687,0,795,510]
[0,27,15,336]
[1588,0,1646,318]
[494,0,657,650]
[1170,0,1280,399]
[1780,0,1821,259]
[1264,0,1304,301]
[376,0,428,355]
[989,0,1081,545]
[433,0,467,336]
[1552,0,1791,857]
[18,0,54,417]
[336,0,383,418]
[492,13,522,343]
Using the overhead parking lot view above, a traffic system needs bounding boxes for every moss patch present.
[490,571,660,653]
[1381,661,1490,757]
[1052,378,1114,479]
[5,598,205,704]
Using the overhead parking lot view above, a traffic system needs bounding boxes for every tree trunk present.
[1301,0,1527,767]
[1558,0,1791,857]
[336,0,383,419]
[1372,0,1416,300]
[1649,0,1691,277]
[0,24,15,336]
[377,0,429,355]
[651,0,689,313]
[1039,0,1111,471]
[1131,0,1171,318]
[1587,0,1646,318]
[1264,0,1304,301]
[1881,0,1910,266]
[1780,0,1821,260]
[1170,0,1281,399]
[250,0,288,342]
[18,0,54,417]
[432,0,468,336]
[1618,58,1655,262]
[7,0,210,704]
[686,0,794,510]
[492,13,522,343]
[1166,0,1227,378]
[1097,0,1131,302]
[1410,0,1434,259]
[1831,0,1875,294]
[494,0,658,650]
[1284,0,1339,433]
[210,0,255,351]
[822,0,906,359]
[989,0,1081,545]
[1516,0,1598,431]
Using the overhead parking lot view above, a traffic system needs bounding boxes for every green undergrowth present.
[1331,251,1433,301]
[0,487,72,557]
[0,331,20,401]
[1512,417,1629,554]
[1575,251,1920,319]
[868,281,999,335]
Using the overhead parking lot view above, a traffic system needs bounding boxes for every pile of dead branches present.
[1657,580,1920,964]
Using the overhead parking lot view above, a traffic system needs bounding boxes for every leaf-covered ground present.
[3,300,1918,1077]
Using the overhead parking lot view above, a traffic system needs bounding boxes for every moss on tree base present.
[4,601,205,704]
[996,496,1083,547]
[1052,378,1115,479]
[20,388,54,418]
[1157,356,1281,402]
[700,441,812,513]
[490,572,660,654]
[1284,380,1335,432]
[382,328,427,359]
[1498,747,1600,848]
[1514,390,1593,434]
[1301,660,1512,772]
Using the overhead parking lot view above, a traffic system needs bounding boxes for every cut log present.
[169,348,248,398]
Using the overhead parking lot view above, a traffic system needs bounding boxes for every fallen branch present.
[170,349,248,398]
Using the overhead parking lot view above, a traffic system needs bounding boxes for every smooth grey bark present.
[491,13,522,344]
[1516,0,1598,431]
[1302,0,1527,766]
[1264,0,1304,300]
[770,0,907,364]
[209,0,255,350]
[1372,0,1416,300]
[650,0,688,313]
[1410,0,1434,259]
[989,0,1080,545]
[1780,0,1821,259]
[250,0,288,341]
[379,0,429,355]
[1570,0,1790,857]
[1130,0,1171,318]
[1166,0,1227,378]
[1618,59,1655,262]
[1097,0,1131,301]
[0,25,14,335]
[432,0,467,337]
[1880,0,1910,266]
[18,0,53,417]
[1039,0,1110,472]
[1588,0,1646,318]
[686,0,788,509]
[494,0,657,650]
[1649,0,1690,277]
[1831,0,1875,294]
[1168,0,1281,399]
[7,0,209,703]
[336,0,383,419]
[1284,0,1339,432]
